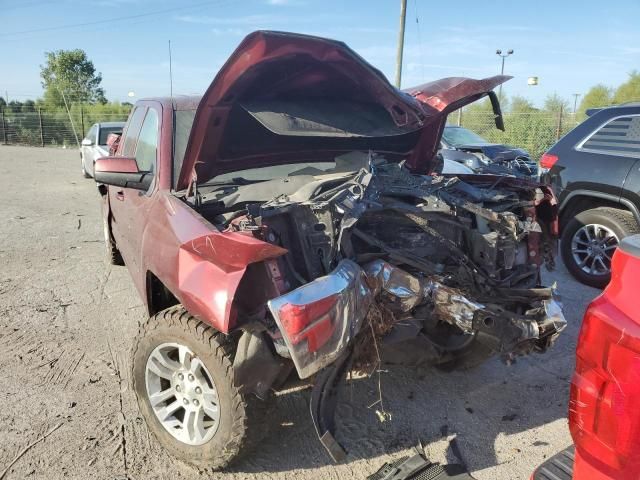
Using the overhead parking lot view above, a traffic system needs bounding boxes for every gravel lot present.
[0,146,600,480]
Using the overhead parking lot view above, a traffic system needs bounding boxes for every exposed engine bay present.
[194,151,566,461]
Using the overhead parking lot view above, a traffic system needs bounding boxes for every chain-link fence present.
[0,108,130,148]
[452,109,581,160]
[1,105,582,161]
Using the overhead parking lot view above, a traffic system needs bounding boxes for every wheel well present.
[146,272,179,316]
[560,195,628,232]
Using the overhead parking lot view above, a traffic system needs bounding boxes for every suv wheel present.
[132,306,270,469]
[561,207,639,288]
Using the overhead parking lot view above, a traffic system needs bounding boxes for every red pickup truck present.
[95,31,566,469]
[532,234,640,480]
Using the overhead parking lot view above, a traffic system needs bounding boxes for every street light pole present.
[496,49,514,98]
[395,0,407,88]
[572,93,581,114]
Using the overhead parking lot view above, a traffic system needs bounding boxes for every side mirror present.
[81,138,93,146]
[94,156,153,191]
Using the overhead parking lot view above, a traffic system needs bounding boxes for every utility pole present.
[496,49,514,98]
[168,40,174,99]
[556,104,564,141]
[395,0,407,88]
[572,93,581,114]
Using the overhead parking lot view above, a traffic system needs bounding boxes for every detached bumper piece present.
[368,446,475,480]
[531,446,574,480]
[310,349,352,462]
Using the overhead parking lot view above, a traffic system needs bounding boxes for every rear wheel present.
[132,306,270,469]
[561,207,639,288]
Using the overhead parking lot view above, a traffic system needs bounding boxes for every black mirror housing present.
[94,156,154,191]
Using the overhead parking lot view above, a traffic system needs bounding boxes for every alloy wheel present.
[145,342,221,446]
[571,223,619,276]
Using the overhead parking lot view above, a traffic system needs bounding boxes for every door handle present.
[115,190,125,201]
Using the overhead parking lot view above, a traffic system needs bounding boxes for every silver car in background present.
[80,122,125,178]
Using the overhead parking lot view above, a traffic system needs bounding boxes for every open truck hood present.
[177,30,510,190]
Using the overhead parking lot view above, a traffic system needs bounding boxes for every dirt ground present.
[0,146,600,480]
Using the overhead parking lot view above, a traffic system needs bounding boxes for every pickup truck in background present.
[531,234,640,480]
[94,31,566,469]
[80,121,124,178]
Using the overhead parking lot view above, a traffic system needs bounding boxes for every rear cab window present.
[98,126,123,146]
[578,114,640,159]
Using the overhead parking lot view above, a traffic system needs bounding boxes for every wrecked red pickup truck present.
[94,31,566,468]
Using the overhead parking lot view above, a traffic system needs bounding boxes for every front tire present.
[132,306,270,469]
[561,207,639,288]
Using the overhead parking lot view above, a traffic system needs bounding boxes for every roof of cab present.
[136,95,202,110]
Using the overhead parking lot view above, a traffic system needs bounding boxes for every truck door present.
[108,106,147,269]
[115,106,161,286]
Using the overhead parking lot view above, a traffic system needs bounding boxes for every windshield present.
[173,109,197,188]
[443,126,488,146]
[98,126,123,145]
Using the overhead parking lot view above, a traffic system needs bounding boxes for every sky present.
[1,0,639,107]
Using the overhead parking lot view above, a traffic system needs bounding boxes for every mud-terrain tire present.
[103,214,124,266]
[132,306,271,470]
[561,207,639,288]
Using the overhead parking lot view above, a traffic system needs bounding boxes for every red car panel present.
[570,234,640,479]
[177,30,511,189]
[533,234,640,480]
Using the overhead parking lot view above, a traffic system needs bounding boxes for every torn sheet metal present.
[430,283,485,333]
[363,259,430,312]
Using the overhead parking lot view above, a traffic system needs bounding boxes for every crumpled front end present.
[267,257,566,381]
[265,255,566,462]
[207,155,565,462]
[363,259,566,359]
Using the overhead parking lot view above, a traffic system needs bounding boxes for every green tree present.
[510,95,536,113]
[543,93,569,113]
[578,84,612,117]
[22,100,36,113]
[612,71,640,104]
[40,49,106,106]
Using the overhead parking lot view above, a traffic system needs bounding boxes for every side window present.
[580,115,640,159]
[135,109,159,173]
[121,107,147,156]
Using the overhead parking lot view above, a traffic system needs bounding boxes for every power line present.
[0,0,227,37]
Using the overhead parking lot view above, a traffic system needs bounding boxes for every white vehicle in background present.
[80,122,125,178]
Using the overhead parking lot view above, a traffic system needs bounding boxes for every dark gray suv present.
[540,103,640,287]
